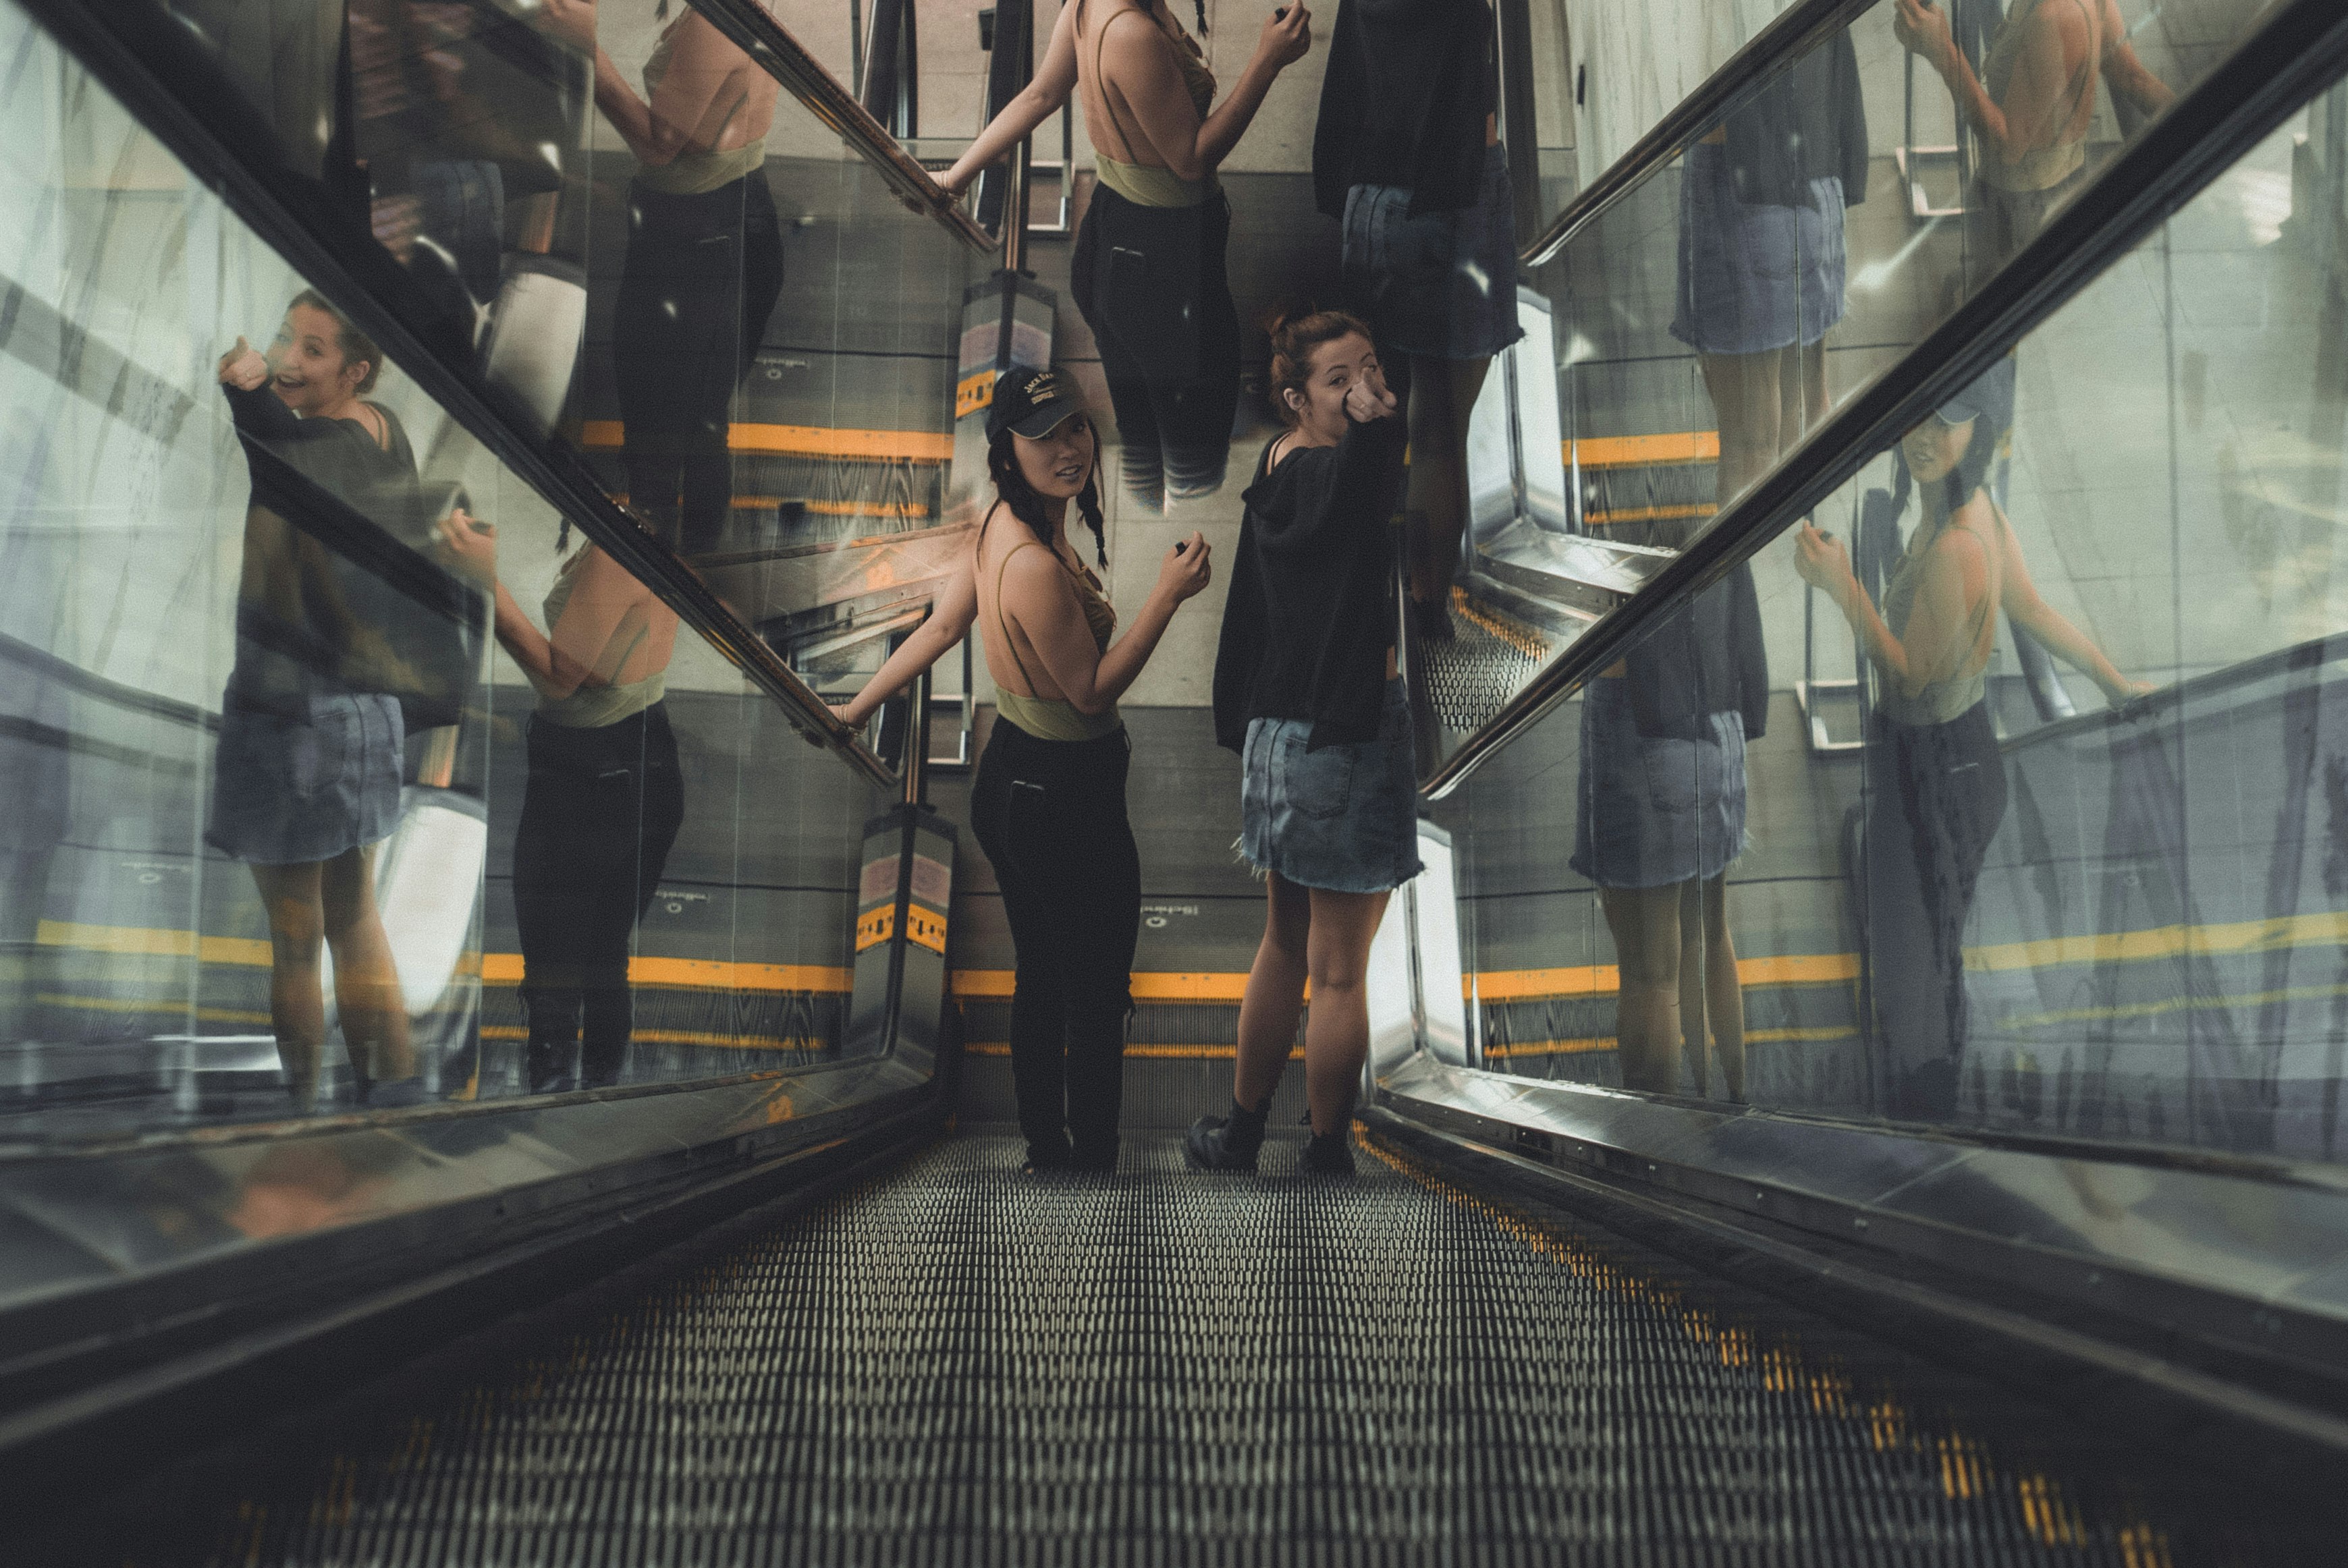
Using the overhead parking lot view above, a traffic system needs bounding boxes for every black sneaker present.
[1298,1130,1356,1177]
[1184,1102,1267,1173]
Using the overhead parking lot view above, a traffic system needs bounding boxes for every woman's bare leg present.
[1699,352,1789,513]
[250,860,328,1108]
[1301,885,1392,1133]
[1600,884,1683,1092]
[320,843,414,1084]
[1232,870,1311,1112]
[1699,874,1745,1102]
[1404,354,1494,611]
[1676,877,1710,1096]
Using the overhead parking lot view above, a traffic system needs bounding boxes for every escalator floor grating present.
[111,1134,2326,1566]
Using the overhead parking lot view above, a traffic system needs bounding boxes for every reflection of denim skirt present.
[1670,139,1847,356]
[1240,680,1423,895]
[1570,677,1748,889]
[207,692,405,866]
[1342,144,1525,362]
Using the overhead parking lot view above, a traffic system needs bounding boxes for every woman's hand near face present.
[1893,0,1955,72]
[1343,363,1399,424]
[537,0,596,53]
[436,509,498,584]
[1254,3,1312,72]
[217,336,269,391]
[1155,532,1213,605]
[1792,523,1852,600]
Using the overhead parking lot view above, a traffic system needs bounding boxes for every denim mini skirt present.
[207,691,405,866]
[1240,679,1423,895]
[1570,676,1749,890]
[1670,138,1848,357]
[1342,144,1525,363]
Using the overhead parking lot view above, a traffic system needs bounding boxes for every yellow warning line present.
[1964,909,2348,974]
[1585,503,1716,527]
[1998,980,2348,1034]
[1568,432,1719,468]
[38,920,273,968]
[1481,1024,1859,1060]
[950,970,1252,1001]
[578,420,953,462]
[36,992,272,1026]
[40,912,2348,1012]
[1474,953,1859,1002]
[966,1040,1303,1060]
[478,1024,821,1051]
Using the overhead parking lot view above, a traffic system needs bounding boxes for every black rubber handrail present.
[2000,630,2348,756]
[690,0,991,253]
[1426,0,2348,799]
[1519,0,1877,269]
[26,0,910,791]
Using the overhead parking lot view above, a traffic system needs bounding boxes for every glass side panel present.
[146,0,975,665]
[1434,82,2348,1161]
[1423,0,2274,777]
[0,0,892,1143]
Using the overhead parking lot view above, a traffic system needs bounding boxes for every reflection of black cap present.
[1936,355,2015,431]
[987,365,1087,441]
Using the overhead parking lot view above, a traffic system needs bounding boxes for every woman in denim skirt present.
[1314,0,1521,640]
[1196,309,1414,1177]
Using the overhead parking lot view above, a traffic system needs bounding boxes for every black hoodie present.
[1212,412,1409,753]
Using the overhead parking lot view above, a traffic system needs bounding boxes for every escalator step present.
[107,1135,2330,1565]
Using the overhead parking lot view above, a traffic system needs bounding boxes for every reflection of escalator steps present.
[1421,591,1551,733]
[1579,460,1716,536]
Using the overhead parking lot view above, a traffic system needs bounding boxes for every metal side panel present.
[1370,1052,2348,1435]
[0,1052,942,1453]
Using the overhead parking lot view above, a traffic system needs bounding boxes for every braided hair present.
[987,423,1108,568]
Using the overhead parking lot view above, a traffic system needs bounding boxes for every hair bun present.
[1258,298,1321,343]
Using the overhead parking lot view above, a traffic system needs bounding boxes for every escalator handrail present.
[1519,0,1876,269]
[2000,631,2348,757]
[26,0,904,792]
[1427,0,2348,800]
[689,0,994,255]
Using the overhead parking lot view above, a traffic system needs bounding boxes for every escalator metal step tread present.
[1423,606,1551,735]
[156,1134,2320,1566]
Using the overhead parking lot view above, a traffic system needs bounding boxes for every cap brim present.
[1008,397,1085,439]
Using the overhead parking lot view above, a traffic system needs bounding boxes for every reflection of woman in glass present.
[1574,569,1767,1101]
[1894,0,2172,274]
[441,515,684,1094]
[1794,364,2147,1117]
[941,0,1313,511]
[213,298,420,1111]
[1674,29,1866,514]
[1315,0,1519,642]
[541,0,782,555]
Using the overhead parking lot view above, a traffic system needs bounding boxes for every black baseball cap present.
[987,365,1087,441]
[1935,355,2015,431]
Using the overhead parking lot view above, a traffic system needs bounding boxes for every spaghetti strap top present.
[1083,0,1215,208]
[1878,511,2000,727]
[984,506,1124,742]
[1979,0,2098,192]
[634,13,767,195]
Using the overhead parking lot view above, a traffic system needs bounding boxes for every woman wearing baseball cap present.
[1794,360,2147,1118]
[838,368,1212,1171]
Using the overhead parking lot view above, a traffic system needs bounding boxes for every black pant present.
[1863,701,2009,1119]
[512,704,686,1091]
[1070,185,1240,509]
[613,174,785,555]
[969,721,1140,1168]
